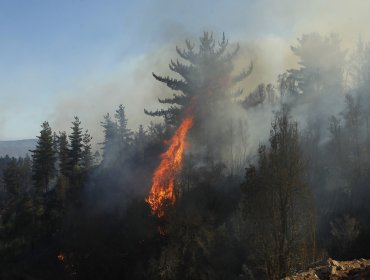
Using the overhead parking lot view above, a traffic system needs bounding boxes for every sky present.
[1,0,370,141]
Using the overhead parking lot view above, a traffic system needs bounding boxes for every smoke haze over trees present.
[1,27,370,280]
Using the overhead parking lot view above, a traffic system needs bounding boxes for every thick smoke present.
[45,0,370,216]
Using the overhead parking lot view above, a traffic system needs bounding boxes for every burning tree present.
[146,117,193,217]
[145,32,252,216]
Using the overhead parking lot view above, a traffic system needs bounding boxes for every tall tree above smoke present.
[144,32,253,126]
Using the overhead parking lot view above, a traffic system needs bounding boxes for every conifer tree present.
[57,131,69,176]
[134,124,147,161]
[100,113,118,164]
[3,158,22,196]
[21,154,32,188]
[145,32,252,126]
[145,32,252,166]
[280,33,346,98]
[31,122,56,193]
[115,104,133,148]
[69,117,83,169]
[81,130,93,170]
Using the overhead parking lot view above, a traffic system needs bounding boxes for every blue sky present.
[0,0,366,140]
[0,0,264,140]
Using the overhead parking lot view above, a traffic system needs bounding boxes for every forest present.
[1,32,370,280]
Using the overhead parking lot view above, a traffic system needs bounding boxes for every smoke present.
[49,37,294,149]
[50,47,171,147]
[45,1,370,183]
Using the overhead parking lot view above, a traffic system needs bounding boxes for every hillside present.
[0,139,36,158]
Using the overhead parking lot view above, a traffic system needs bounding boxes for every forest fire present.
[146,116,193,217]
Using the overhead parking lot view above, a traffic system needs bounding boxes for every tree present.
[3,158,23,196]
[100,113,118,165]
[20,155,32,188]
[145,32,252,166]
[241,107,316,279]
[279,33,346,100]
[31,122,56,193]
[57,131,69,177]
[69,117,83,169]
[153,183,242,280]
[335,94,367,215]
[81,130,93,170]
[145,32,252,126]
[133,124,147,162]
[242,83,277,109]
[342,94,361,165]
[115,104,133,150]
[326,115,347,193]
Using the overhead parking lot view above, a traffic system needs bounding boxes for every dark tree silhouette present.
[31,122,56,193]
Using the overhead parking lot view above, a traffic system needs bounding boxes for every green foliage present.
[31,122,56,193]
[3,158,23,196]
[81,130,93,170]
[100,105,134,166]
[133,124,148,162]
[57,131,69,176]
[115,104,133,148]
[69,117,83,169]
[100,113,118,164]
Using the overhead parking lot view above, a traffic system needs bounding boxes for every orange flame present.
[146,116,193,217]
[57,253,65,261]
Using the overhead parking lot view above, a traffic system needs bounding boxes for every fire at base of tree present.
[1,31,370,280]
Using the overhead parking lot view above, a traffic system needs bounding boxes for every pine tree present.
[134,124,147,161]
[57,131,69,176]
[81,130,93,170]
[20,154,32,188]
[69,116,83,169]
[115,104,133,148]
[145,32,252,166]
[31,122,56,193]
[100,113,118,164]
[145,32,252,126]
[242,83,277,109]
[280,33,346,98]
[3,158,22,196]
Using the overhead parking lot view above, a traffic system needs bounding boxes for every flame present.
[57,253,65,261]
[146,116,193,217]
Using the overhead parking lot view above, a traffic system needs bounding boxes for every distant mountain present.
[0,139,37,158]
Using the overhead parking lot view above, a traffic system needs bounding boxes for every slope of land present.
[0,139,36,158]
